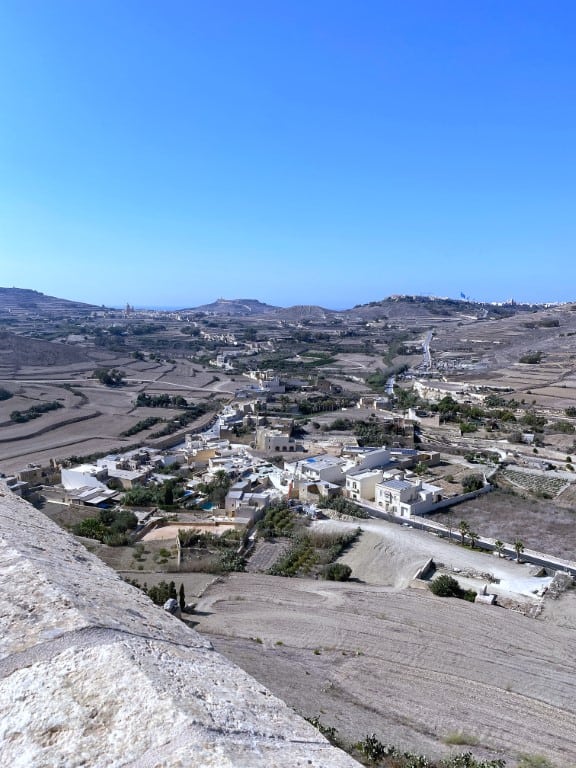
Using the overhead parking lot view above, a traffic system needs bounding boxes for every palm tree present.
[468,530,479,550]
[514,540,525,563]
[458,520,470,546]
[494,539,504,558]
[446,509,454,542]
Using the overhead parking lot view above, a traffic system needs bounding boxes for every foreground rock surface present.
[0,484,359,767]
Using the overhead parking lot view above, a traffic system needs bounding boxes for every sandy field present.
[192,517,576,767]
[142,522,237,541]
[0,356,231,473]
[195,572,576,768]
[319,519,562,599]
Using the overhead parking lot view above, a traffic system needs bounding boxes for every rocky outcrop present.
[0,483,358,767]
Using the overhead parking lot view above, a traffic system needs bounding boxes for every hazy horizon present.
[2,283,572,313]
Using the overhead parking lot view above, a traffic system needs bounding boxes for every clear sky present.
[1,1,575,309]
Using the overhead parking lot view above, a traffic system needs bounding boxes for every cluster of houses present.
[6,377,499,531]
[57,447,183,506]
[33,422,453,527]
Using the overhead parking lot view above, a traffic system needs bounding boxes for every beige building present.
[255,428,303,453]
[345,469,384,502]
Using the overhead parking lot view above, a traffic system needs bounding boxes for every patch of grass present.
[517,755,556,768]
[443,731,479,746]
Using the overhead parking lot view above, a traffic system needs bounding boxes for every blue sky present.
[1,1,575,309]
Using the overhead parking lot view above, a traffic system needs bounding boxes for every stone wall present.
[0,482,358,767]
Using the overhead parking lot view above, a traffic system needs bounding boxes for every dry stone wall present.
[0,483,359,767]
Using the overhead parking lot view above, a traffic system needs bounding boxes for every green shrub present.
[323,563,352,581]
[443,732,479,746]
[517,756,556,768]
[519,351,543,364]
[317,495,368,518]
[217,551,246,572]
[429,575,462,597]
[0,387,12,401]
[10,401,63,423]
[74,518,106,541]
[462,474,484,493]
[93,367,125,387]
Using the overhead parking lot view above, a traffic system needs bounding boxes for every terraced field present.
[500,468,568,497]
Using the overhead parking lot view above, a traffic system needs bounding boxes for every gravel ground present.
[321,518,559,599]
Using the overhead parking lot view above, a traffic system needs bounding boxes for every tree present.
[468,529,479,549]
[514,539,525,562]
[458,520,470,545]
[179,583,186,613]
[429,575,462,597]
[147,580,172,605]
[164,484,174,506]
[169,581,177,600]
[494,539,504,558]
[0,387,13,401]
[519,351,543,364]
[198,470,232,506]
[93,367,125,387]
[462,474,484,493]
[74,518,106,541]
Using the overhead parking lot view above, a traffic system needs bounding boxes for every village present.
[5,366,576,608]
[3,292,576,767]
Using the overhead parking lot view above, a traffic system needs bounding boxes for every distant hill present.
[0,330,92,373]
[181,298,280,316]
[269,304,336,321]
[0,288,102,317]
[343,295,536,321]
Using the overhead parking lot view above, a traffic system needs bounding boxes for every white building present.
[288,455,347,485]
[246,370,286,394]
[351,447,392,471]
[61,464,108,491]
[255,428,303,453]
[375,476,442,518]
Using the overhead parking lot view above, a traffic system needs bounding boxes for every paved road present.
[422,330,433,370]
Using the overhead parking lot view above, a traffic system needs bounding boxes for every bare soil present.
[0,356,230,473]
[194,571,576,768]
[428,488,576,561]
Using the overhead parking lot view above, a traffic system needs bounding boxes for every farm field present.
[194,571,576,768]
[0,354,232,473]
[428,488,576,561]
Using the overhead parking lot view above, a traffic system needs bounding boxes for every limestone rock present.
[0,484,359,767]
